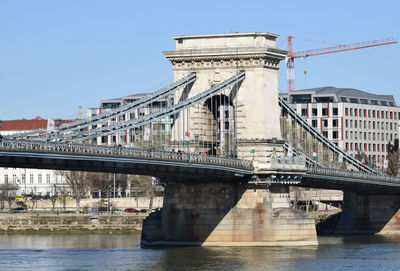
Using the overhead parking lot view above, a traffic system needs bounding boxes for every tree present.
[58,171,91,213]
[387,150,400,176]
[129,175,155,212]
[0,183,18,210]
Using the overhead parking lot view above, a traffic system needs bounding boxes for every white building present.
[0,117,71,197]
[280,87,399,169]
[87,93,173,147]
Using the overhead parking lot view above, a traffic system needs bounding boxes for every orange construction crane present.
[286,36,398,92]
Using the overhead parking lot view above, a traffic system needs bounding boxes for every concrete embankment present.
[0,213,145,232]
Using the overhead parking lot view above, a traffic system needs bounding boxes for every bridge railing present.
[0,139,253,170]
[306,166,400,184]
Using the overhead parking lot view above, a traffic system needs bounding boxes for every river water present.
[0,233,400,271]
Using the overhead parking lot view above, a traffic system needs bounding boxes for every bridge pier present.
[141,182,317,247]
[330,191,400,235]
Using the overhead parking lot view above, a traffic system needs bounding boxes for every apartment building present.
[280,87,399,169]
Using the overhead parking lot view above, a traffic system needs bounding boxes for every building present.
[87,93,173,147]
[280,87,400,169]
[0,116,72,197]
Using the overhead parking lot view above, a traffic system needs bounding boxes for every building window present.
[46,174,50,184]
[345,119,348,128]
[38,174,42,184]
[22,173,26,184]
[350,108,353,116]
[368,110,371,118]
[323,131,328,137]
[12,174,17,184]
[332,119,338,127]
[345,108,349,116]
[322,108,328,116]
[333,108,338,116]
[373,121,376,129]
[101,136,107,144]
[312,108,317,116]
[312,120,318,128]
[4,175,8,185]
[301,108,307,116]
[355,109,358,117]
[355,121,358,128]
[323,119,328,127]
[345,131,349,139]
[30,174,34,184]
[333,131,338,139]
[350,120,353,128]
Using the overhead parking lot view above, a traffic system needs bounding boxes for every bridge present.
[2,32,400,246]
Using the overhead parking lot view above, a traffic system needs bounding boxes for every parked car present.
[139,209,148,213]
[124,208,139,213]
[9,207,27,213]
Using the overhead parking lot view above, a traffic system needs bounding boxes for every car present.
[9,207,27,213]
[139,209,148,213]
[14,196,26,202]
[124,208,139,213]
[58,195,73,200]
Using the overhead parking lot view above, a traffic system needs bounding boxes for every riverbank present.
[0,213,145,232]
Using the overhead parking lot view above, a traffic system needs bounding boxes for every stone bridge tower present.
[163,32,287,164]
[141,33,316,248]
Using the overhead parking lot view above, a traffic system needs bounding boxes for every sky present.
[0,0,399,120]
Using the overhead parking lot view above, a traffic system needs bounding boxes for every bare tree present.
[0,183,18,210]
[130,175,155,212]
[59,171,91,214]
[388,150,400,176]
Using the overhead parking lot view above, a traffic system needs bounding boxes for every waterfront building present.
[0,117,72,197]
[280,87,399,169]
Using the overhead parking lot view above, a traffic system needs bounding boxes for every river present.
[0,233,399,270]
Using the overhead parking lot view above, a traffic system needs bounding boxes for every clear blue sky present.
[1,0,399,120]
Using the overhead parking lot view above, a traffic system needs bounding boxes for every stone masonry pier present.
[141,182,317,247]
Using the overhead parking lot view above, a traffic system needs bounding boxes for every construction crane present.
[286,36,398,92]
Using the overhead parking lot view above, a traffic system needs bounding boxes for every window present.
[322,108,328,116]
[389,102,395,107]
[312,108,317,116]
[350,131,353,139]
[323,131,328,137]
[323,119,328,127]
[312,120,318,128]
[355,121,358,128]
[355,109,358,117]
[350,120,353,128]
[224,122,229,129]
[368,110,371,118]
[345,119,348,128]
[340,97,348,102]
[349,98,359,103]
[373,121,376,129]
[301,108,307,116]
[373,133,376,140]
[360,98,369,104]
[38,174,42,184]
[130,112,135,119]
[22,173,26,184]
[345,108,349,116]
[4,175,8,185]
[364,121,367,129]
[101,136,107,144]
[332,119,338,127]
[350,108,353,116]
[30,174,33,184]
[224,110,229,118]
[12,174,16,184]
[380,101,388,106]
[345,131,349,139]
[333,108,338,115]
[46,174,50,184]
[370,100,378,105]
